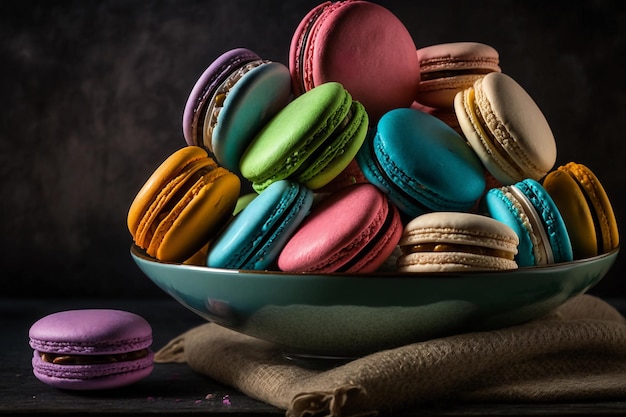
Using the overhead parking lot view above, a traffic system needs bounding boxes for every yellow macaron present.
[128,146,240,263]
[542,162,618,259]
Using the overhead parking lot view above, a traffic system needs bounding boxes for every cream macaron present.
[454,72,557,185]
[397,212,519,272]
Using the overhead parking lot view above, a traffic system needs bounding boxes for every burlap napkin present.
[155,295,626,416]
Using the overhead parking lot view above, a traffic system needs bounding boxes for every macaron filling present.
[135,159,215,249]
[38,349,151,365]
[185,49,260,146]
[202,59,269,150]
[507,185,554,265]
[402,243,515,260]
[153,166,237,260]
[292,4,329,94]
[336,199,398,272]
[295,102,367,188]
[294,106,353,175]
[421,68,495,82]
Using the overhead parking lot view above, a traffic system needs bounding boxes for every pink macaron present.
[415,42,501,109]
[29,309,154,390]
[277,183,403,273]
[289,0,420,121]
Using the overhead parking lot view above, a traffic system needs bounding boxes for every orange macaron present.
[542,162,619,259]
[127,146,241,263]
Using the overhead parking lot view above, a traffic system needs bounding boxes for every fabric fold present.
[154,295,626,416]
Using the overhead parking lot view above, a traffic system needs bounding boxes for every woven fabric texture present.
[155,295,626,416]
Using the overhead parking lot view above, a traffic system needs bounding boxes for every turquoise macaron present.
[355,107,486,219]
[482,178,573,267]
[239,82,369,192]
[182,48,292,173]
[206,180,313,270]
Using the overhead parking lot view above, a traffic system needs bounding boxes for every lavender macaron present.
[29,309,154,390]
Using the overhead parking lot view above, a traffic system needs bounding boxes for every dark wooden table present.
[2,297,625,416]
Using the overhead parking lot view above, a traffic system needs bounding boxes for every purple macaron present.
[29,309,154,390]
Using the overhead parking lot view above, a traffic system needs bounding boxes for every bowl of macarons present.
[128,1,619,358]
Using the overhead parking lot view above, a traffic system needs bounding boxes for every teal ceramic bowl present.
[131,245,618,358]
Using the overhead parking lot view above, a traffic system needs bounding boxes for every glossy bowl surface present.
[131,245,618,357]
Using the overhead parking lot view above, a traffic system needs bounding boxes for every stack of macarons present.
[127,0,618,274]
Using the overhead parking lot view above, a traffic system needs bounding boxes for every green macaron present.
[239,82,368,192]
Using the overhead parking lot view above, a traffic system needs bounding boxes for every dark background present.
[1,0,625,299]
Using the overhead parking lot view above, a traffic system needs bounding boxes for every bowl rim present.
[130,244,620,280]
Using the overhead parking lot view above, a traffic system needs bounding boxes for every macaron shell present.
[346,199,402,273]
[128,146,241,263]
[416,42,501,108]
[455,72,557,184]
[544,162,619,256]
[211,62,293,172]
[127,146,214,235]
[542,169,598,258]
[183,48,261,146]
[297,100,368,189]
[29,309,154,390]
[290,0,420,121]
[516,179,573,264]
[278,183,401,272]
[417,42,501,74]
[563,162,619,252]
[182,242,210,266]
[233,192,258,216]
[356,108,486,218]
[133,157,215,250]
[397,251,517,272]
[240,82,350,191]
[32,352,154,390]
[399,211,519,253]
[153,167,240,262]
[397,212,518,272]
[29,310,152,353]
[483,180,573,267]
[411,102,463,135]
[206,180,313,270]
[289,0,326,95]
[482,187,536,267]
[245,183,313,270]
[418,73,485,109]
